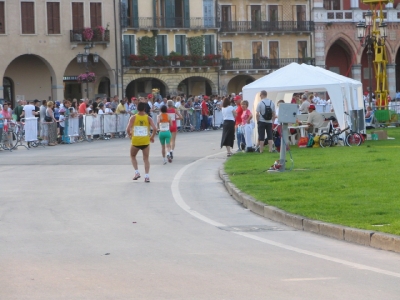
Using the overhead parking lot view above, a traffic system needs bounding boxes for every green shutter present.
[175,35,182,55]
[204,35,210,55]
[157,35,167,56]
[121,0,128,28]
[165,0,175,28]
[153,0,157,27]
[183,0,190,28]
[123,36,130,66]
[182,36,186,55]
[132,0,139,27]
[210,35,215,54]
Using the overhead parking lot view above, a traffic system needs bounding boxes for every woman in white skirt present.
[240,100,254,152]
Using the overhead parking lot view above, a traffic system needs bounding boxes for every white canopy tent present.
[242,63,365,132]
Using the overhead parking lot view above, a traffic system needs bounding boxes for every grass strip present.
[224,128,400,235]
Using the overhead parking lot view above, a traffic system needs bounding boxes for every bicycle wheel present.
[319,133,332,148]
[9,132,18,150]
[346,132,362,146]
[2,132,17,150]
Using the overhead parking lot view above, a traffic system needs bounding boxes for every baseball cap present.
[131,97,137,101]
[309,104,316,110]
[147,94,153,99]
[234,95,241,101]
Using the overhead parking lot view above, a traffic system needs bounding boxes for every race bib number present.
[134,126,148,136]
[160,122,170,131]
[168,113,176,121]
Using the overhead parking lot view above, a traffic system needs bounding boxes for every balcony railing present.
[218,21,314,32]
[124,17,218,29]
[70,29,110,43]
[313,9,400,23]
[123,54,222,68]
[221,58,315,70]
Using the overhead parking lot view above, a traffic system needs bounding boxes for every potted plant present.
[94,25,105,41]
[77,72,96,83]
[82,28,94,41]
[104,22,110,41]
[169,52,184,66]
[204,54,221,66]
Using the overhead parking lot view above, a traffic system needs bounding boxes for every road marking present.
[282,277,338,282]
[171,152,400,279]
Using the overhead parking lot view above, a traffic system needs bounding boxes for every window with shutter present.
[204,35,215,55]
[90,2,102,28]
[157,35,168,56]
[72,2,84,30]
[123,34,135,66]
[21,2,35,34]
[47,2,60,34]
[175,35,186,55]
[0,2,5,34]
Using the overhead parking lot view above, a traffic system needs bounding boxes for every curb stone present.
[219,169,400,254]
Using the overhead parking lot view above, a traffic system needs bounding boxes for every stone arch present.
[325,34,359,63]
[3,54,58,105]
[173,73,218,94]
[227,75,255,95]
[325,39,353,77]
[124,76,168,98]
[64,54,114,100]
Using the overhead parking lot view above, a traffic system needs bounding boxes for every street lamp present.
[356,10,388,108]
[76,44,99,98]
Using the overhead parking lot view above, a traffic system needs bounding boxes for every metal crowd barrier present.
[83,114,130,137]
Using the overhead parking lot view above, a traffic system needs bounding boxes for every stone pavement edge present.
[219,169,400,254]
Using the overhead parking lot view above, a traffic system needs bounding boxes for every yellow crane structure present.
[358,0,392,108]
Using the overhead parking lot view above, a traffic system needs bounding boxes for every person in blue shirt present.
[193,96,201,131]
[395,90,400,100]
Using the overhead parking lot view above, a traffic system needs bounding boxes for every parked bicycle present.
[319,126,362,147]
[1,128,17,151]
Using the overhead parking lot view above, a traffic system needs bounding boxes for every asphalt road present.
[1,130,400,300]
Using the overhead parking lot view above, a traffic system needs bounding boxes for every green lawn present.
[224,128,400,235]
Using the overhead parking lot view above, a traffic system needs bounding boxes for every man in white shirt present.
[299,94,310,114]
[153,98,161,111]
[20,100,36,119]
[306,104,325,133]
[314,93,321,104]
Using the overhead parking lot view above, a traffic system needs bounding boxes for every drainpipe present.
[114,0,120,97]
[309,0,313,62]
[216,0,220,95]
[119,0,125,97]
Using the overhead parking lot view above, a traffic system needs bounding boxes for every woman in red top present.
[240,100,254,151]
[1,103,11,132]
[166,100,183,159]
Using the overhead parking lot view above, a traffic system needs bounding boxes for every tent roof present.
[243,63,360,93]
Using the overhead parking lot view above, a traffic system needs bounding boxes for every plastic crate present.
[374,110,390,122]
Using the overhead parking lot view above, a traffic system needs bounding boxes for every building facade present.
[0,0,120,106]
[121,0,314,97]
[218,0,314,95]
[314,0,400,98]
[121,0,219,98]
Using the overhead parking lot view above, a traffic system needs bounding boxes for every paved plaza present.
[1,131,400,299]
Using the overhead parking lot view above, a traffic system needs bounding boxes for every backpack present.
[262,100,273,120]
